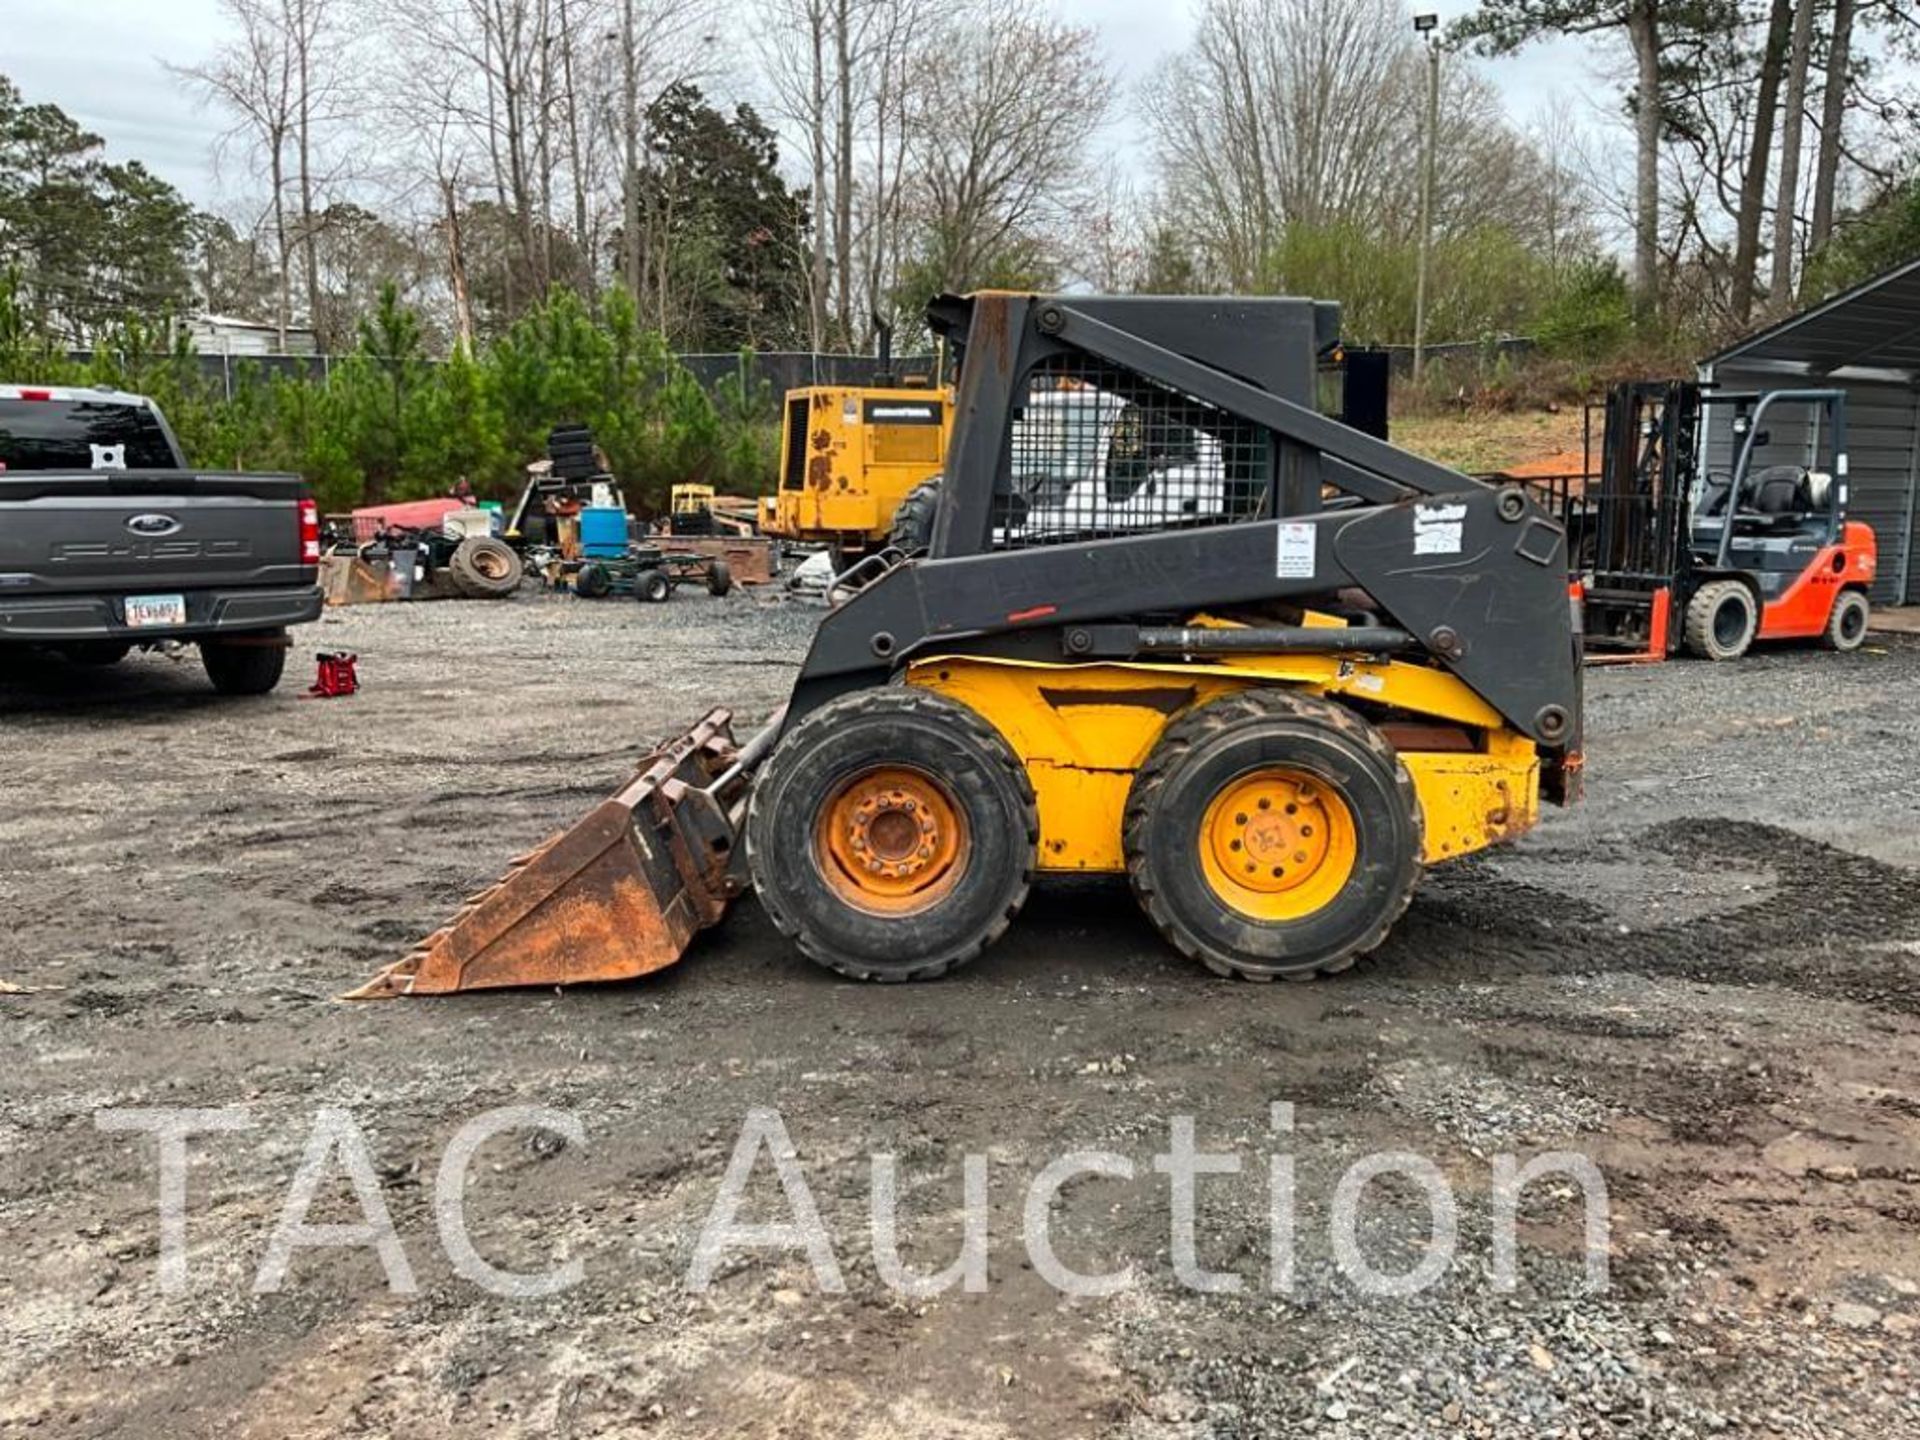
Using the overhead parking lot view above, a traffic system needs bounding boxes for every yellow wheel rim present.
[815,765,970,916]
[1198,767,1358,921]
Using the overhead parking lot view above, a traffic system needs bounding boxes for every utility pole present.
[621,0,641,300]
[1413,13,1440,383]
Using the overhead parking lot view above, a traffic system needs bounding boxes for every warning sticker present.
[1276,522,1316,578]
[1413,501,1467,555]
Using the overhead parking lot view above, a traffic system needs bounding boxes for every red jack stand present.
[305,651,359,699]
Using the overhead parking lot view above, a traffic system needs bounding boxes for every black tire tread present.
[748,687,1038,982]
[887,477,943,555]
[1682,579,1755,661]
[201,638,288,696]
[1122,688,1421,982]
[1822,588,1869,652]
[447,536,524,599]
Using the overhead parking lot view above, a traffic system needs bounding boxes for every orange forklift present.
[1545,381,1876,663]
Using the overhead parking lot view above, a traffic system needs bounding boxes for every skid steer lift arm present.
[789,295,1579,753]
[356,290,1581,999]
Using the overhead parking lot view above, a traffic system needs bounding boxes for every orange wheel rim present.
[815,765,970,915]
[1198,767,1357,921]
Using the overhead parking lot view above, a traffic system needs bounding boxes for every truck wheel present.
[1822,589,1870,652]
[59,641,132,667]
[888,477,943,554]
[748,688,1038,981]
[705,559,733,597]
[202,637,288,696]
[447,536,524,599]
[635,568,672,603]
[576,562,612,598]
[1682,579,1757,661]
[1123,689,1422,981]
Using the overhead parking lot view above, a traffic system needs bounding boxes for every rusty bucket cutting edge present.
[343,707,779,1000]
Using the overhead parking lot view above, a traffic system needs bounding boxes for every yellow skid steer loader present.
[348,293,1581,998]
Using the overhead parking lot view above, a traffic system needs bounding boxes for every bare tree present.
[1810,0,1859,252]
[176,0,357,345]
[287,0,352,338]
[175,1,299,344]
[1149,0,1565,292]
[1768,0,1819,311]
[756,0,945,350]
[1728,0,1794,323]
[901,0,1113,294]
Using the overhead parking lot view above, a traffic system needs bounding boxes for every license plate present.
[124,594,187,629]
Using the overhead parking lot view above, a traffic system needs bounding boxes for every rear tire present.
[1124,689,1421,981]
[705,559,733,596]
[1822,588,1870,651]
[202,637,287,696]
[447,536,524,599]
[635,568,671,603]
[748,688,1037,981]
[888,477,943,554]
[1682,579,1758,661]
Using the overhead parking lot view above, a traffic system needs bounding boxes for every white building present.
[186,314,321,358]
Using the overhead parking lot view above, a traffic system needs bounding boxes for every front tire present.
[1822,588,1869,651]
[747,688,1038,981]
[1683,579,1757,661]
[635,568,672,603]
[705,559,733,597]
[202,637,288,696]
[1124,689,1421,981]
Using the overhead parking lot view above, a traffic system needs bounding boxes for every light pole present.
[1413,13,1441,383]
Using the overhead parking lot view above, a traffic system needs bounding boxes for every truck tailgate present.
[0,471,312,595]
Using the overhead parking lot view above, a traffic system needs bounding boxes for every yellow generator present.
[760,383,950,557]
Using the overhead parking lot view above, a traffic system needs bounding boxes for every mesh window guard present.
[990,356,1273,549]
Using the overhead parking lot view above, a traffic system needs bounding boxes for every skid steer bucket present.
[344,708,781,999]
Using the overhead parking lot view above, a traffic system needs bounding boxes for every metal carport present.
[1700,257,1920,606]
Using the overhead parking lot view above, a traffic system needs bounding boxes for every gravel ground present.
[2,590,1917,1440]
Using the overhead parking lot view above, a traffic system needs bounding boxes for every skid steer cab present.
[350,293,1583,999]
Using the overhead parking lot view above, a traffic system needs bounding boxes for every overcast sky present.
[5,0,1605,212]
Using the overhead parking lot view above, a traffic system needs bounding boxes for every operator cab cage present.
[926,293,1378,552]
[792,292,1583,787]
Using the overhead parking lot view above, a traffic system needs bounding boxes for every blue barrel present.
[580,506,630,558]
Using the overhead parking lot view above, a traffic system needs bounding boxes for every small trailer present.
[573,544,733,602]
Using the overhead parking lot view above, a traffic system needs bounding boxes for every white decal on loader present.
[1413,502,1467,556]
[1276,522,1315,578]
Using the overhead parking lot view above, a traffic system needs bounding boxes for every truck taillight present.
[18,388,52,402]
[299,498,320,564]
